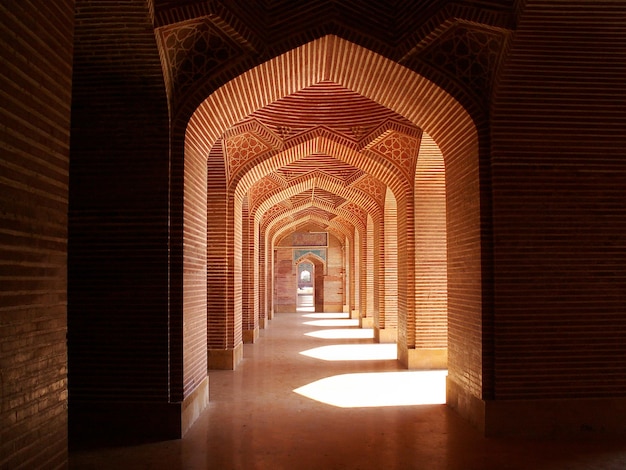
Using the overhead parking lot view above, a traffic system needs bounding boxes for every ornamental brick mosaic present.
[369,131,420,180]
[224,132,273,182]
[419,23,505,96]
[353,175,386,207]
[160,18,241,94]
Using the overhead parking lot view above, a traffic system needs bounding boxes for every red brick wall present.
[273,247,297,312]
[0,1,73,467]
[207,143,234,350]
[241,196,258,337]
[325,235,344,312]
[414,134,447,349]
[383,190,399,330]
[183,141,208,396]
[366,216,376,320]
[492,0,626,399]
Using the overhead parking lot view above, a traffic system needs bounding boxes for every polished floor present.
[70,312,626,470]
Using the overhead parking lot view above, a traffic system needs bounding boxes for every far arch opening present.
[296,260,315,312]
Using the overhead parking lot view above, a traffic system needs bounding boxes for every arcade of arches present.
[3,1,626,467]
[183,34,477,426]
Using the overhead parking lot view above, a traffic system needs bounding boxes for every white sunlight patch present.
[303,319,359,327]
[294,370,448,408]
[302,313,349,319]
[305,328,374,339]
[300,343,396,361]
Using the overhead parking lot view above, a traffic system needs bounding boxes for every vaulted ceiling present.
[148,0,516,243]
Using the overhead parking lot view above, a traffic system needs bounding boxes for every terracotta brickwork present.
[182,135,208,396]
[5,2,626,463]
[414,134,448,350]
[365,216,377,323]
[0,1,73,468]
[185,36,481,383]
[241,196,258,342]
[381,190,398,335]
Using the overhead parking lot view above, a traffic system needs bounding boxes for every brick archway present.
[182,34,484,414]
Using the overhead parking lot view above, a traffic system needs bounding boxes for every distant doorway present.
[297,262,315,312]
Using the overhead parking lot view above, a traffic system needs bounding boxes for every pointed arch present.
[180,34,485,416]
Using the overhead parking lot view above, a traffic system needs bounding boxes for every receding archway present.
[297,261,314,312]
[183,34,483,427]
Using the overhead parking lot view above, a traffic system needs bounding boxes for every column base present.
[398,347,447,369]
[447,376,626,438]
[243,327,259,343]
[69,378,209,448]
[373,326,397,343]
[360,316,374,328]
[208,342,244,370]
[351,309,359,319]
[324,304,343,312]
[446,376,486,435]
[182,376,209,436]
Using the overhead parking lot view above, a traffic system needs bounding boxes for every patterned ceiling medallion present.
[249,176,283,207]
[369,131,420,180]
[224,132,272,183]
[362,119,422,180]
[262,202,290,225]
[417,22,506,97]
[223,119,283,183]
[352,175,386,207]
[159,17,242,95]
[341,202,367,225]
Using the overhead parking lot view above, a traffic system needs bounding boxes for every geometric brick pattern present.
[274,154,364,183]
[417,22,507,97]
[368,131,421,181]
[224,132,273,182]
[159,18,242,96]
[352,175,387,207]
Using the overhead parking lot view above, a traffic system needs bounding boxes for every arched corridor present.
[5,1,626,467]
[183,33,473,379]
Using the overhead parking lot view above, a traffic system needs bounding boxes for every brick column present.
[402,135,448,369]
[241,197,259,343]
[207,145,243,370]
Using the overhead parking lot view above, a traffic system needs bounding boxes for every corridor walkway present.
[70,312,626,470]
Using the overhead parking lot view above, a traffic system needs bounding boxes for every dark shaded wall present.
[492,1,626,401]
[68,0,174,441]
[0,1,74,468]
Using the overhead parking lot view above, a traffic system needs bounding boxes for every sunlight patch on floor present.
[303,319,359,327]
[293,370,448,407]
[302,313,349,319]
[305,328,374,339]
[300,343,397,361]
